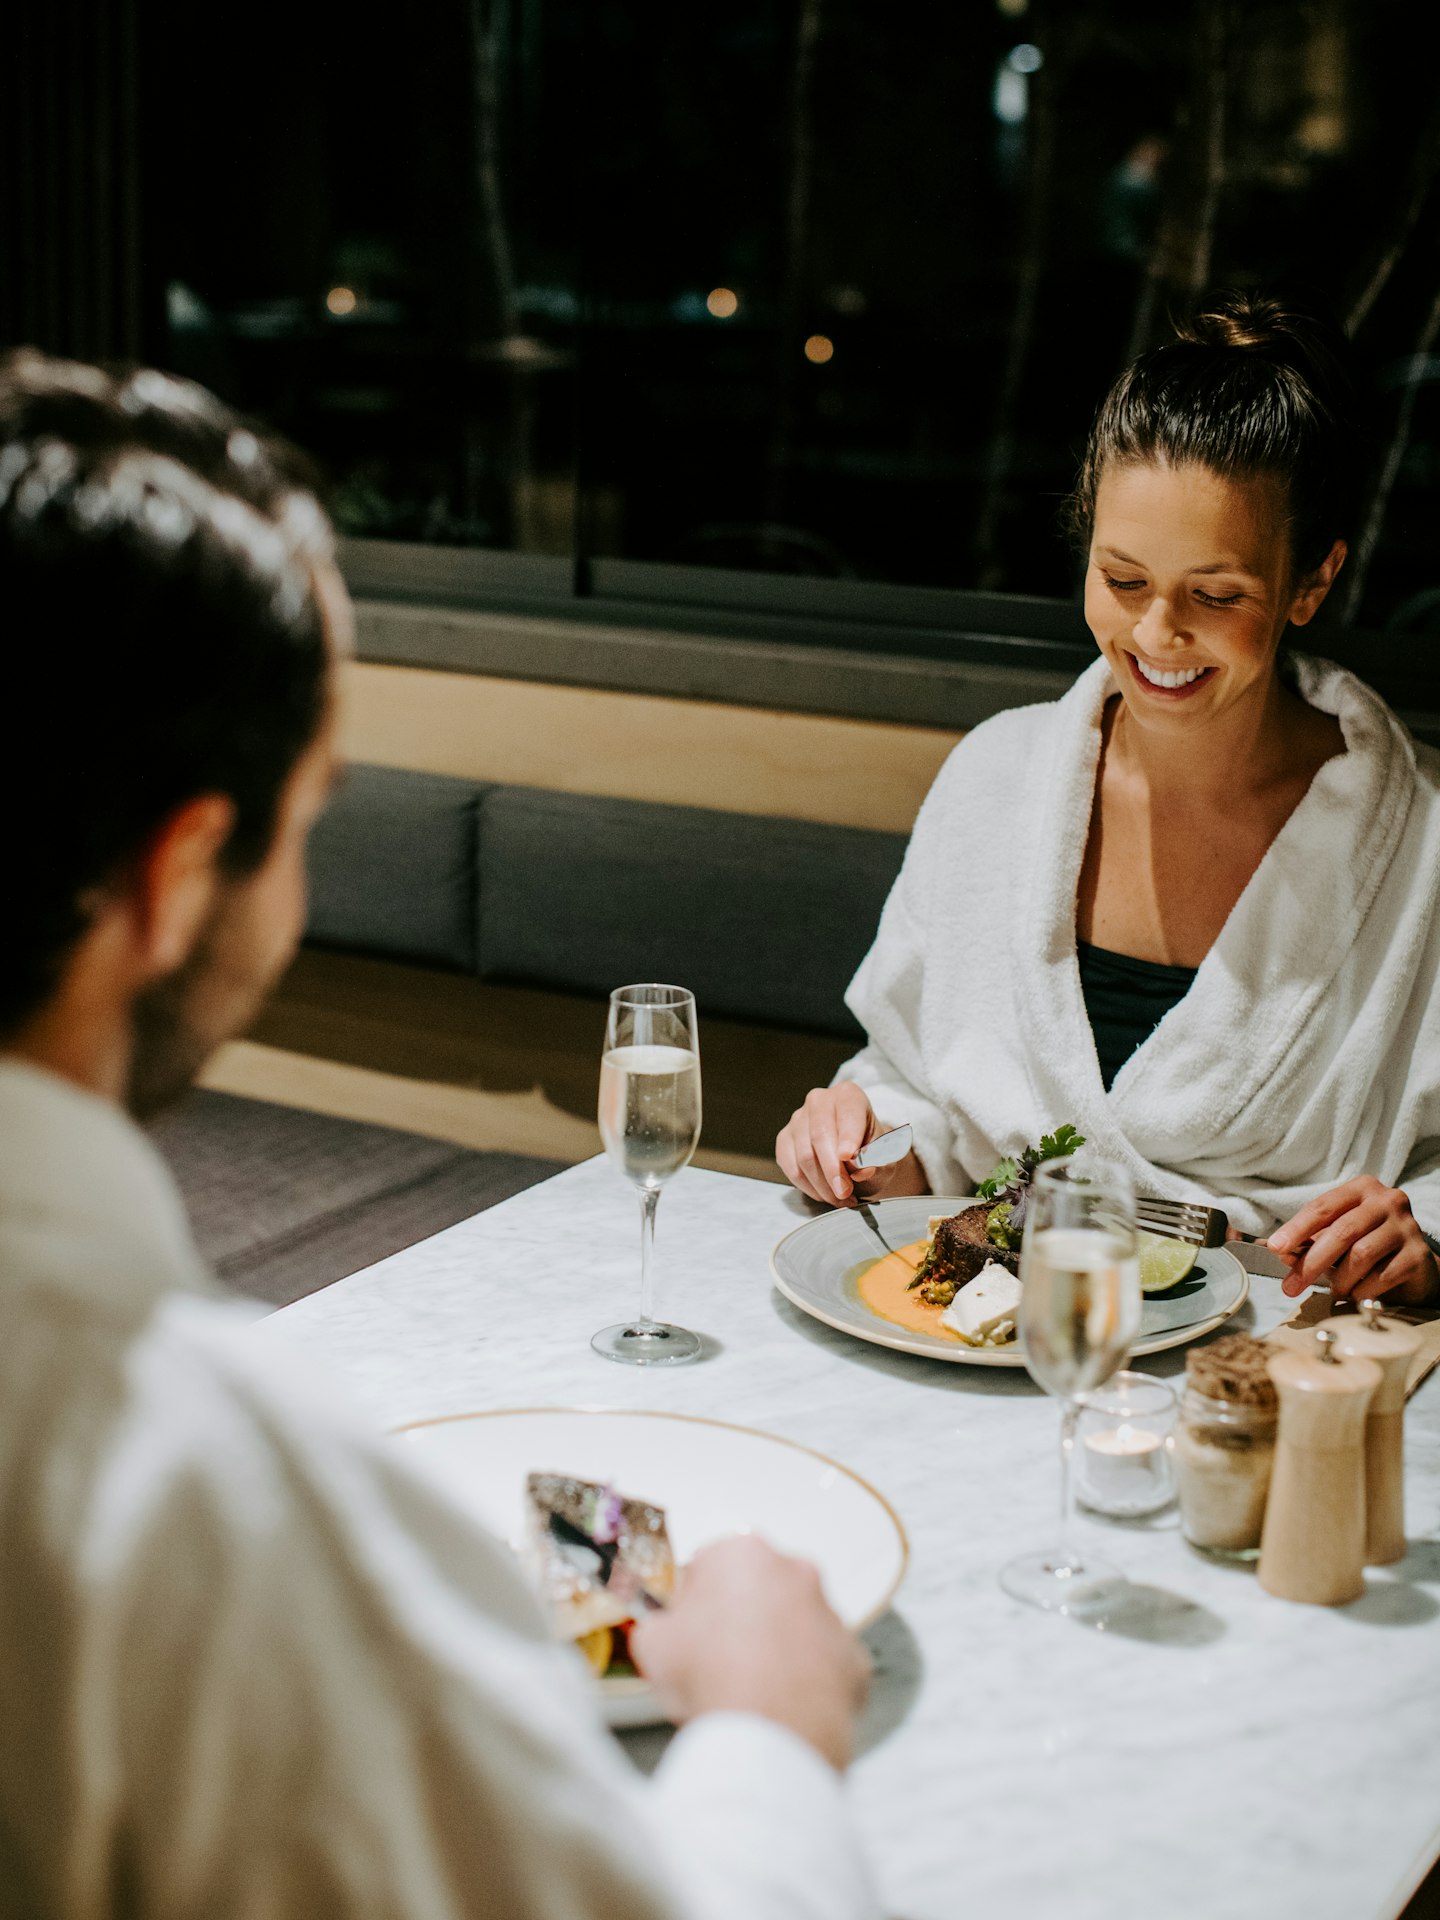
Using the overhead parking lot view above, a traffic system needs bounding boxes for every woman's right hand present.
[775,1083,928,1206]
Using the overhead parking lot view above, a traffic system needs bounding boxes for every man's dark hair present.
[1067,290,1361,578]
[0,350,333,1034]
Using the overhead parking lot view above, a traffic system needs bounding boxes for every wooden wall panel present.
[338,660,962,834]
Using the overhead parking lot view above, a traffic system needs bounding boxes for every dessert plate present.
[390,1407,908,1728]
[771,1195,1248,1370]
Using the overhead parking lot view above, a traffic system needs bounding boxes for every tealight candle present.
[1075,1373,1177,1518]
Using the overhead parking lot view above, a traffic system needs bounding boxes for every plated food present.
[909,1124,1081,1309]
[892,1127,1207,1352]
[904,1127,1096,1350]
[526,1472,676,1678]
[772,1195,1247,1369]
[391,1408,908,1726]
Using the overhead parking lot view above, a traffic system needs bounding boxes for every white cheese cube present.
[939,1262,1023,1346]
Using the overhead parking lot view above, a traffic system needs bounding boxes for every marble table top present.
[261,1157,1440,1920]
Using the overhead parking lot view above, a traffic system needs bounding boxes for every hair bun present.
[1171,287,1355,434]
[1176,290,1299,354]
[1070,286,1361,573]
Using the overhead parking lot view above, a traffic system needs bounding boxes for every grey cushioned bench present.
[309,767,485,973]
[305,765,909,1039]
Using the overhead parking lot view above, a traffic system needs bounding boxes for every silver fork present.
[1135,1196,1308,1258]
[1136,1197,1239,1249]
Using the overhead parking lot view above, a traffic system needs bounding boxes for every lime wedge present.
[1136,1230,1198,1294]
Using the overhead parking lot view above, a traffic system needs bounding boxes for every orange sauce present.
[852,1240,965,1342]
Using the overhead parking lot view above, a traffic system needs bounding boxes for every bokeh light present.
[326,285,358,316]
[804,333,835,364]
[706,286,739,318]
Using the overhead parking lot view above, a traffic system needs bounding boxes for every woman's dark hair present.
[0,349,334,1033]
[1068,291,1360,577]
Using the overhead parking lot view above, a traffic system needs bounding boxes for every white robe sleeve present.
[834,749,966,1193]
[95,1314,879,1920]
[651,1715,882,1920]
[1398,1142,1440,1243]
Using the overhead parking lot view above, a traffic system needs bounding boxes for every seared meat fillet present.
[909,1204,1021,1306]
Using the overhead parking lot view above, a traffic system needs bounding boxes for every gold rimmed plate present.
[390,1406,909,1727]
[771,1195,1249,1370]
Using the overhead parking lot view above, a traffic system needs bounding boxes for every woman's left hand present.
[1268,1176,1440,1307]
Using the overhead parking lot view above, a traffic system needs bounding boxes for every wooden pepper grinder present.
[1328,1301,1422,1565]
[1259,1329,1381,1605]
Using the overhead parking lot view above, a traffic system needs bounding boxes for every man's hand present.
[1269,1176,1440,1307]
[629,1536,871,1772]
[775,1084,929,1207]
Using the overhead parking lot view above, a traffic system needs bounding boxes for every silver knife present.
[847,1126,916,1260]
[1229,1238,1294,1280]
[850,1124,914,1174]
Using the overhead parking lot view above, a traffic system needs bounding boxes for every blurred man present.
[0,352,873,1919]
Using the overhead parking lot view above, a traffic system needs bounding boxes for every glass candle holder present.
[1074,1371,1177,1519]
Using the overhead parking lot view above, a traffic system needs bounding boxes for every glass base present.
[999,1544,1125,1615]
[591,1320,702,1367]
[1184,1535,1261,1565]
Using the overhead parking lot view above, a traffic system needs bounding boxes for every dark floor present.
[248,946,852,1166]
[149,1088,561,1309]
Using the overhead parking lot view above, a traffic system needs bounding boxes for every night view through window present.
[146,0,1439,627]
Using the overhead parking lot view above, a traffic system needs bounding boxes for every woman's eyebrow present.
[1096,544,1260,578]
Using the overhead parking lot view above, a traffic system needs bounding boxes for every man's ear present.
[1288,538,1347,629]
[133,795,237,976]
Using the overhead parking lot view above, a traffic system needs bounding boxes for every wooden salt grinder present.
[1259,1330,1381,1606]
[1329,1301,1422,1565]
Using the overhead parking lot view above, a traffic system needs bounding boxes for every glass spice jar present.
[1174,1335,1279,1562]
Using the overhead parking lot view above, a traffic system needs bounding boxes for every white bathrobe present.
[840,653,1440,1237]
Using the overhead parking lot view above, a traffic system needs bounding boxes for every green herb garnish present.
[976,1124,1086,1247]
[975,1158,1018,1203]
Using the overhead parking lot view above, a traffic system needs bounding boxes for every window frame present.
[340,537,1440,746]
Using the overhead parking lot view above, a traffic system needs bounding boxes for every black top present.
[1077,941,1199,1092]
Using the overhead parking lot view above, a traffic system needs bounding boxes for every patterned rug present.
[149,1089,562,1309]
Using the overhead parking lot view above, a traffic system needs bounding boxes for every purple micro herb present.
[592,1485,624,1545]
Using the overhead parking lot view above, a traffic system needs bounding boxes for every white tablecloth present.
[260,1158,1440,1920]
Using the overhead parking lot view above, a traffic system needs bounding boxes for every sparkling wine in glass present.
[999,1157,1142,1613]
[592,984,703,1366]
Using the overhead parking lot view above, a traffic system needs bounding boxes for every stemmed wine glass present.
[1000,1157,1142,1613]
[592,983,703,1366]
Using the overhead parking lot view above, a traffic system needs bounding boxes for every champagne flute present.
[592,984,703,1366]
[999,1157,1141,1613]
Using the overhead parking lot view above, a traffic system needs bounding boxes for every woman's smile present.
[1126,650,1218,698]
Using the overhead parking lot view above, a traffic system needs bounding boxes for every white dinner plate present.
[391,1407,908,1727]
[771,1195,1249,1369]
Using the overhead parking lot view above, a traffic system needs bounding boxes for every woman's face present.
[1083,459,1342,735]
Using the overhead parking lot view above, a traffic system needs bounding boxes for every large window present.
[31,2,1440,632]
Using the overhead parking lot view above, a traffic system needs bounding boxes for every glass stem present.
[637,1185,661,1331]
[1058,1397,1080,1550]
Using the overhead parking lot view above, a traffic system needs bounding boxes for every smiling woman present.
[1077,458,1348,972]
[776,291,1440,1311]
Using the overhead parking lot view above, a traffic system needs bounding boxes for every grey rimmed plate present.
[770,1195,1248,1369]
